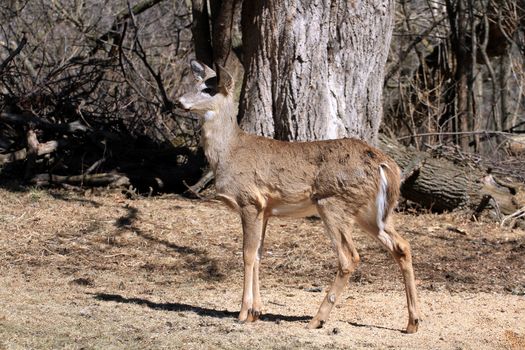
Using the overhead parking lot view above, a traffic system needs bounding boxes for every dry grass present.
[0,187,524,349]
[505,330,525,350]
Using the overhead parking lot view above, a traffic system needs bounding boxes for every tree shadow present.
[94,293,311,323]
[114,205,224,279]
[115,205,203,255]
[0,177,102,208]
[347,321,403,333]
[0,178,29,192]
[115,205,139,228]
[47,190,102,207]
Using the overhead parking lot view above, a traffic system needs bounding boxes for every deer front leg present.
[239,205,265,323]
[250,217,268,322]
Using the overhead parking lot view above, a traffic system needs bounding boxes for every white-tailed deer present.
[177,61,420,333]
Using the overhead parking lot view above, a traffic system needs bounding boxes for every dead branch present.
[0,34,27,73]
[501,207,525,228]
[0,149,27,165]
[183,169,214,197]
[0,112,89,133]
[31,172,131,188]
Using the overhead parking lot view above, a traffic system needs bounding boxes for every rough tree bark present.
[239,0,395,143]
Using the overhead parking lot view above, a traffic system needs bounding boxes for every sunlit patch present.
[204,111,215,121]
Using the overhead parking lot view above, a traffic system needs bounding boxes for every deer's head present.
[177,60,234,117]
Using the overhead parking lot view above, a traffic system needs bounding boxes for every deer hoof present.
[405,320,419,334]
[307,318,325,329]
[247,308,261,322]
[238,310,249,323]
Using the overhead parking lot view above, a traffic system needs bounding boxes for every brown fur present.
[177,61,420,333]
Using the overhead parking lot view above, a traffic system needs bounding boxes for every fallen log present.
[379,135,483,211]
[378,135,525,226]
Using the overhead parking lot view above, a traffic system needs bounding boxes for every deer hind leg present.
[308,199,360,329]
[356,215,421,334]
[239,205,265,323]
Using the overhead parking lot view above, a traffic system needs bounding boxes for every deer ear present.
[215,64,234,93]
[190,60,216,81]
[190,60,206,81]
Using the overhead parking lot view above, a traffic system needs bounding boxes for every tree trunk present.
[239,0,394,143]
[191,0,213,65]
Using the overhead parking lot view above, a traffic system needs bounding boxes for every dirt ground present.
[0,186,524,349]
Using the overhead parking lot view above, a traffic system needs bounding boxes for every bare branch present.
[0,34,27,74]
[91,0,166,57]
[397,130,515,141]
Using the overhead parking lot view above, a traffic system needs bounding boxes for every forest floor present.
[0,186,524,349]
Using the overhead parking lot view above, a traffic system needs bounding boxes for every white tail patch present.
[376,164,389,232]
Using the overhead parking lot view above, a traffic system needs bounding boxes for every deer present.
[176,60,421,334]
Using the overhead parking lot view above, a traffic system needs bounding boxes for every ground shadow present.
[0,177,102,207]
[115,205,139,228]
[48,190,102,207]
[114,205,224,280]
[94,293,311,323]
[347,321,403,333]
[115,205,205,256]
[0,178,31,193]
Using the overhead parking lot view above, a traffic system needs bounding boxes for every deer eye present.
[202,87,216,96]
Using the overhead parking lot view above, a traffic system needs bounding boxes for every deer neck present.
[200,99,240,172]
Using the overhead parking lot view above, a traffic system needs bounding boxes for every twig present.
[501,207,525,228]
[0,34,27,73]
[126,1,174,112]
[91,0,166,56]
[183,170,214,198]
[385,17,446,84]
[103,253,131,258]
[182,180,204,199]
[84,158,106,175]
[397,130,514,141]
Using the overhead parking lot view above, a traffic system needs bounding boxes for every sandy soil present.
[0,187,524,349]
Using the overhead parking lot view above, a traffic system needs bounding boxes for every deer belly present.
[269,199,318,217]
